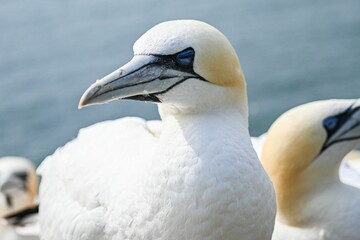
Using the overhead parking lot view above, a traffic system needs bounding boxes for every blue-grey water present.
[1,0,359,166]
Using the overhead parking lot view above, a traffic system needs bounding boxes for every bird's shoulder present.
[38,117,160,176]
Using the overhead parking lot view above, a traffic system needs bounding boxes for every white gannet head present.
[261,99,360,224]
[79,20,247,118]
[0,157,38,218]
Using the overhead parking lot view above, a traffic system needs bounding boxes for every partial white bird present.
[344,150,360,165]
[0,156,39,240]
[340,150,360,188]
[259,99,360,240]
[38,20,276,240]
[251,133,267,158]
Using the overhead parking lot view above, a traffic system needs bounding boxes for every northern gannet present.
[259,99,360,240]
[0,157,39,240]
[38,20,276,240]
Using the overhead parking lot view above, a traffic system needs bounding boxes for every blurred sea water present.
[0,0,359,165]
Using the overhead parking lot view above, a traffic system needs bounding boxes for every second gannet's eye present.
[323,116,338,131]
[175,48,194,66]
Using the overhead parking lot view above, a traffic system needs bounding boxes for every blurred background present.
[1,0,359,166]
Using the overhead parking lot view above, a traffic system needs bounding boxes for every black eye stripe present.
[349,106,360,115]
[123,48,207,103]
[14,172,28,182]
[153,47,195,69]
[323,110,352,138]
[150,48,208,82]
[319,103,359,154]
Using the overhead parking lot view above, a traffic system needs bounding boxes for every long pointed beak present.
[79,55,197,108]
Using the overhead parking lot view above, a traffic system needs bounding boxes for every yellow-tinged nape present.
[261,103,327,185]
[27,166,38,207]
[260,102,327,224]
[260,103,330,227]
[134,20,246,89]
[191,25,245,89]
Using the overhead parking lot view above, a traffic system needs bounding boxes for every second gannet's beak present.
[79,52,202,108]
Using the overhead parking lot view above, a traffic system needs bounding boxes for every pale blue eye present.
[175,49,194,66]
[323,117,338,130]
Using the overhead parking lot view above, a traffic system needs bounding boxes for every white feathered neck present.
[114,107,274,239]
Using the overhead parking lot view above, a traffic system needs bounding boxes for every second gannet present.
[0,157,39,240]
[38,20,276,240]
[260,99,360,240]
[0,157,37,219]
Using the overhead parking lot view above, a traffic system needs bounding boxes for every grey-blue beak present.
[79,54,198,108]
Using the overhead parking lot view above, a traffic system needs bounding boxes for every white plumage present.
[38,20,276,240]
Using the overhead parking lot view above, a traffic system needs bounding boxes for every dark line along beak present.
[321,101,360,152]
[79,54,200,108]
[4,205,39,225]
